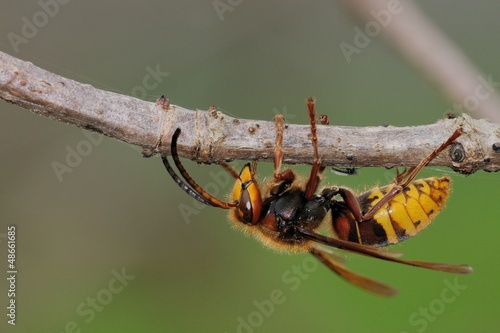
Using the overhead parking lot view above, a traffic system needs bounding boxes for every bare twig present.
[338,0,500,123]
[1,51,499,173]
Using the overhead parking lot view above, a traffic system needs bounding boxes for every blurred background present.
[1,1,499,332]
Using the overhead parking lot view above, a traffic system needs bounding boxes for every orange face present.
[231,164,262,225]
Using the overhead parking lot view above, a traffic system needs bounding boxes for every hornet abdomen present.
[331,177,450,247]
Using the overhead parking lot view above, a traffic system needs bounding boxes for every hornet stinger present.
[161,98,472,296]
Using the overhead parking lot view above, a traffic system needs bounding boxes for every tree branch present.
[1,51,499,174]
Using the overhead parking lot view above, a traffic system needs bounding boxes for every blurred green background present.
[1,1,499,332]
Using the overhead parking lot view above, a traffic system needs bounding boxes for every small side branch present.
[1,51,499,173]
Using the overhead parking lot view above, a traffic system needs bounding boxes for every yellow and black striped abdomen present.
[331,176,450,247]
